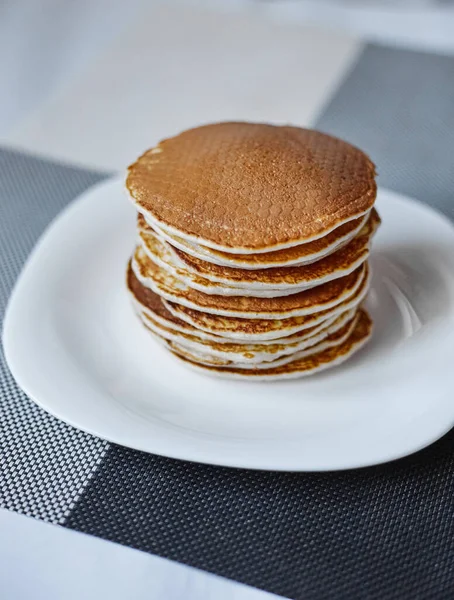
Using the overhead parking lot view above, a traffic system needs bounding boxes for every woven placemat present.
[2,44,454,600]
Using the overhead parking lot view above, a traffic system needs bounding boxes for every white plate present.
[4,178,454,471]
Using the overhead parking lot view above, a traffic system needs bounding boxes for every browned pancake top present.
[127,122,376,250]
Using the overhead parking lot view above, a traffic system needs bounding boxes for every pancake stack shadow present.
[126,122,379,380]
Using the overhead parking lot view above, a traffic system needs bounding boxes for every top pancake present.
[127,122,377,253]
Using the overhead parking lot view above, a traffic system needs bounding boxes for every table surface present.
[2,1,454,598]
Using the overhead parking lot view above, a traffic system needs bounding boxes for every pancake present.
[127,122,377,253]
[163,268,370,341]
[139,306,357,365]
[137,210,370,269]
[138,209,378,295]
[168,311,359,370]
[165,209,379,289]
[131,248,369,319]
[127,262,345,345]
[170,308,372,380]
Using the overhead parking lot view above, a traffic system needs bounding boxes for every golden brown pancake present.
[137,210,370,269]
[154,209,380,289]
[168,311,358,369]
[138,225,370,295]
[163,268,369,341]
[127,263,351,346]
[140,307,357,366]
[127,122,377,253]
[169,309,372,380]
[130,248,368,319]
[126,261,187,326]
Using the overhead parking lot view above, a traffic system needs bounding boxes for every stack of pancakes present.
[126,122,379,380]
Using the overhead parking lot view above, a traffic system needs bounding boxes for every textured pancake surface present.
[126,122,377,379]
[127,122,377,252]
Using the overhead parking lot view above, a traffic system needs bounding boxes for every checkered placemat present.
[2,44,454,600]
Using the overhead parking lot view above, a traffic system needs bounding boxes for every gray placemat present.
[2,44,454,600]
[0,151,110,523]
[316,44,454,219]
